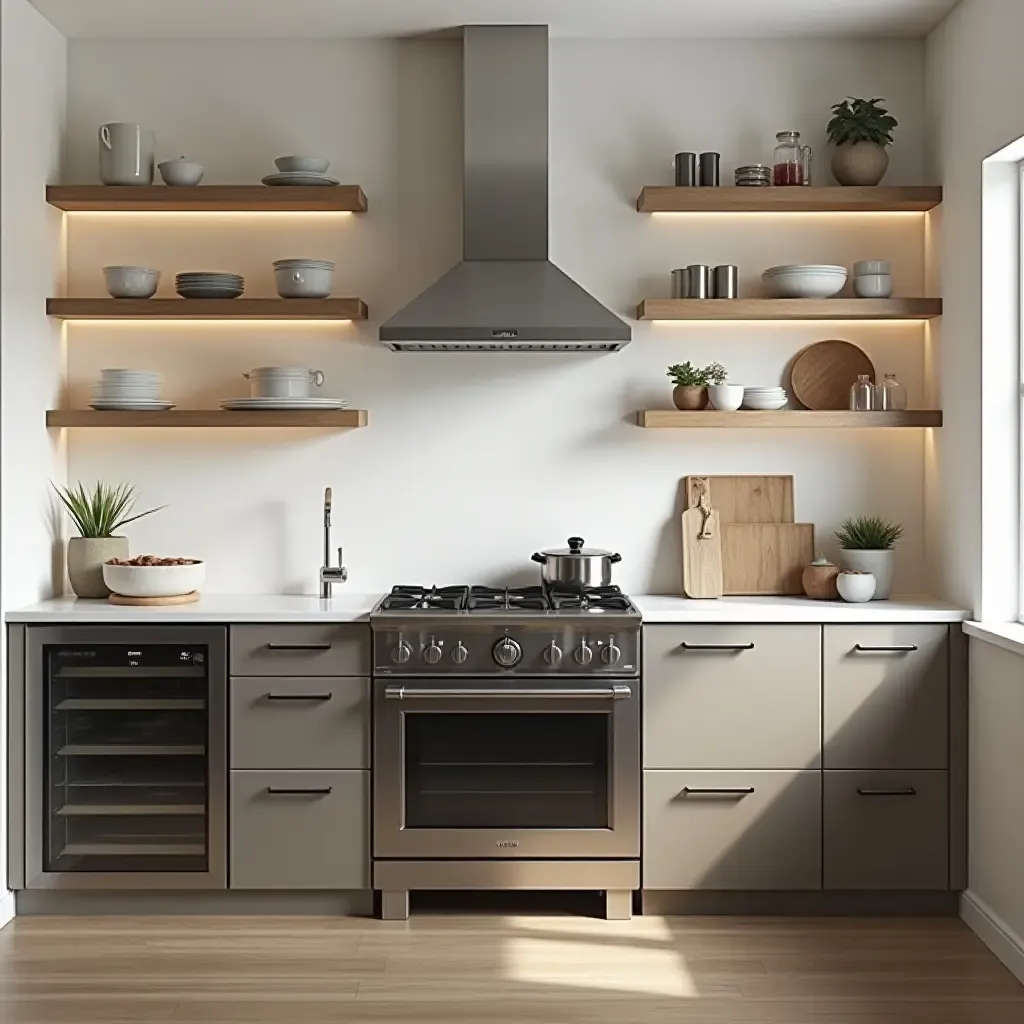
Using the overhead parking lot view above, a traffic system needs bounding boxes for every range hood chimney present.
[379,25,631,352]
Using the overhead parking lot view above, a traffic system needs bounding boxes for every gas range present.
[370,584,641,677]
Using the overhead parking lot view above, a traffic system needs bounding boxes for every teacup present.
[244,366,325,399]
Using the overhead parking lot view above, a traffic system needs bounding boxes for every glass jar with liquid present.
[773,131,812,186]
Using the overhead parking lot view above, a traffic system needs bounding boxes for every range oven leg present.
[604,889,632,920]
[381,890,410,921]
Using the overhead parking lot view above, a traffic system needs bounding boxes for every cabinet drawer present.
[824,770,948,890]
[643,625,820,769]
[823,625,948,769]
[230,770,368,889]
[230,624,370,677]
[230,677,369,770]
[643,770,822,891]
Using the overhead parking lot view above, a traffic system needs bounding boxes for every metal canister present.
[699,152,721,187]
[674,152,697,186]
[712,265,739,299]
[685,265,710,299]
[671,269,688,298]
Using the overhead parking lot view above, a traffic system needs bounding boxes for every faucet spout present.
[320,487,347,598]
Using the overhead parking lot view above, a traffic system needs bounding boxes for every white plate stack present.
[176,272,245,299]
[742,387,788,411]
[762,265,848,299]
[220,397,349,411]
[91,369,174,411]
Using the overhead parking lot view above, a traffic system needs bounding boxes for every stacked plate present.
[735,164,772,187]
[176,272,244,299]
[742,386,788,411]
[91,369,174,411]
[762,264,847,299]
[262,172,341,187]
[220,397,348,411]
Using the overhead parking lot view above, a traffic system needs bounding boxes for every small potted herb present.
[667,361,727,411]
[826,97,898,186]
[53,481,165,598]
[834,516,903,600]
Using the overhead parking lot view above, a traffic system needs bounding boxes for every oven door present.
[373,677,640,859]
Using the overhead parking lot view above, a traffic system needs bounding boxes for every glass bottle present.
[773,131,812,186]
[875,373,907,411]
[850,374,874,411]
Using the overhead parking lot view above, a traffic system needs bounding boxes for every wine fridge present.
[12,626,227,889]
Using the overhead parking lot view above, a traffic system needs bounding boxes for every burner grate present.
[379,583,632,613]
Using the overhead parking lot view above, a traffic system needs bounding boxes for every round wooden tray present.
[791,339,875,410]
[108,591,200,607]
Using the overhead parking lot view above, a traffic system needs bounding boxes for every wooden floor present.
[0,913,1021,1023]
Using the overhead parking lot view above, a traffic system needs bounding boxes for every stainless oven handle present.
[384,684,633,700]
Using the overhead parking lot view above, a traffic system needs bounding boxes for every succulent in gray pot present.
[53,481,165,598]
[827,97,898,186]
[667,361,727,411]
[834,516,903,600]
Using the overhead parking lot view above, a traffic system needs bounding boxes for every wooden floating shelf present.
[637,186,942,213]
[46,185,368,213]
[637,410,943,429]
[47,298,368,321]
[636,298,943,321]
[47,410,368,429]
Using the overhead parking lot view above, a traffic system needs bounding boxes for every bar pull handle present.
[681,787,755,796]
[266,692,333,702]
[679,642,755,652]
[265,642,332,651]
[853,645,918,653]
[266,786,333,796]
[857,787,917,797]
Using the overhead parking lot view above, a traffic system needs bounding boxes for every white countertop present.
[6,593,969,624]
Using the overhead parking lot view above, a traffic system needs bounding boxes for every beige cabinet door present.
[230,624,370,677]
[823,625,948,769]
[643,625,821,769]
[643,770,822,890]
[824,770,948,890]
[230,770,369,889]
[230,677,370,770]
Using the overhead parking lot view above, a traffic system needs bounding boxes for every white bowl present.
[762,268,848,299]
[274,262,334,299]
[707,384,745,411]
[102,561,205,598]
[763,264,846,276]
[275,155,330,174]
[158,157,205,187]
[853,260,890,276]
[853,274,893,298]
[742,397,788,410]
[103,266,161,299]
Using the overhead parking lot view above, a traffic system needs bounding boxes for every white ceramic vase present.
[837,571,876,603]
[841,549,895,600]
[67,536,128,599]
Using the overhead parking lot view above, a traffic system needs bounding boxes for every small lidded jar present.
[773,131,812,186]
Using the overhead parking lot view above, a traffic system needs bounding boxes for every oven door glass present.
[403,712,608,829]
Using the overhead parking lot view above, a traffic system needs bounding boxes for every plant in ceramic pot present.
[834,516,903,600]
[667,361,727,411]
[826,97,898,186]
[53,481,165,598]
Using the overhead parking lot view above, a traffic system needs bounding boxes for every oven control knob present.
[451,642,469,665]
[391,641,412,665]
[574,641,594,666]
[601,641,623,666]
[423,642,443,665]
[493,637,522,668]
[544,641,563,667]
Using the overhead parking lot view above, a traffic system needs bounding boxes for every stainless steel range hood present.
[380,25,631,352]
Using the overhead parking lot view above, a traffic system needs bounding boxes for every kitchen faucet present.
[319,487,348,598]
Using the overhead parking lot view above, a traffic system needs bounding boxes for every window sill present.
[964,621,1024,658]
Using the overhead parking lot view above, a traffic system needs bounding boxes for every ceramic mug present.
[244,367,325,399]
[99,123,155,185]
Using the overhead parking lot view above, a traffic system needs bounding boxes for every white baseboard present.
[0,890,14,931]
[961,890,1024,985]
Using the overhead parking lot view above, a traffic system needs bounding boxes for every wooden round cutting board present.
[108,591,200,606]
[791,340,875,410]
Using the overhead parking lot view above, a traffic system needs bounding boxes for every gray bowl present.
[158,157,205,187]
[275,155,330,174]
[103,265,161,299]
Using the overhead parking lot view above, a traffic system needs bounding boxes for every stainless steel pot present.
[531,537,622,589]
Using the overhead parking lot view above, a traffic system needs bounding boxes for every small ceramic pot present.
[841,548,895,599]
[837,570,876,603]
[854,274,893,298]
[244,366,325,399]
[103,265,161,299]
[831,141,890,186]
[672,385,708,411]
[158,156,205,186]
[273,259,335,299]
[67,536,128,598]
[707,384,744,411]
[802,555,840,600]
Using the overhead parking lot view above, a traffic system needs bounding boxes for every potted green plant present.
[826,97,898,186]
[834,516,903,600]
[53,481,165,598]
[667,361,727,411]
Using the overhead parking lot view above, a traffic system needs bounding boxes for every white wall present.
[0,0,68,927]
[60,36,930,596]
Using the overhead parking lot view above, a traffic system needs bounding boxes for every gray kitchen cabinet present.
[643,770,822,891]
[230,676,369,770]
[230,624,370,678]
[823,625,948,770]
[230,770,369,889]
[643,625,820,770]
[824,770,948,890]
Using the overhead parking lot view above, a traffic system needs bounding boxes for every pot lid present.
[537,536,616,558]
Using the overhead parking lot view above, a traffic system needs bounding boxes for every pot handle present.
[567,537,584,552]
[531,552,547,564]
[609,553,622,564]
[99,125,112,150]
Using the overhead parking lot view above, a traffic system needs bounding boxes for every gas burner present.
[468,586,549,611]
[380,582,633,614]
[380,585,469,611]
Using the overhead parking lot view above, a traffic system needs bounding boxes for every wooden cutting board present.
[681,477,723,599]
[109,591,200,606]
[685,475,794,524]
[721,524,814,595]
[791,339,875,410]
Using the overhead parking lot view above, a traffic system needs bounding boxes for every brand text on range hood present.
[379,25,631,352]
